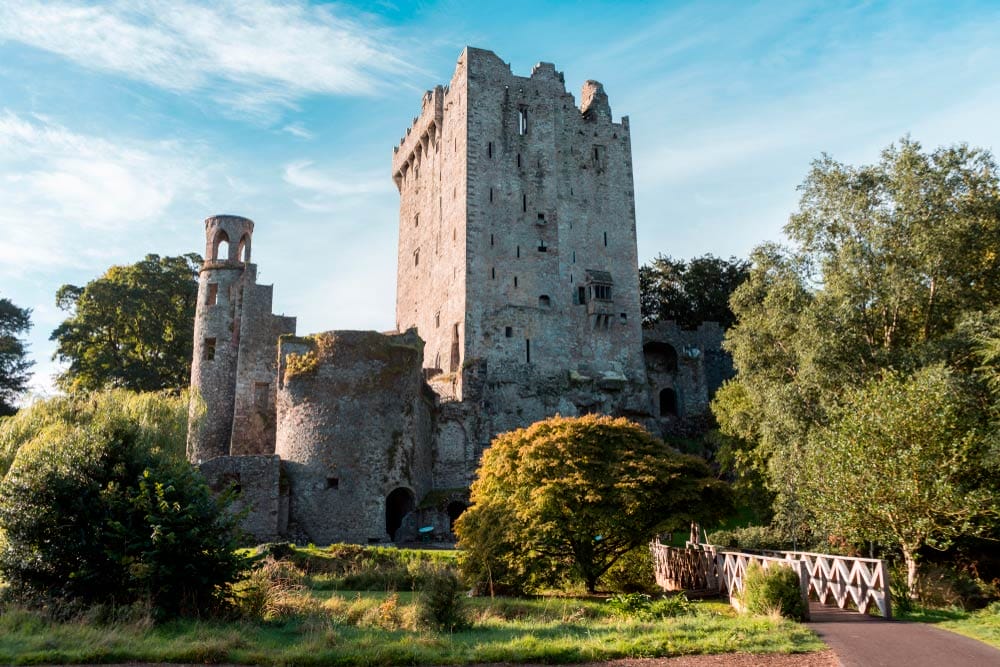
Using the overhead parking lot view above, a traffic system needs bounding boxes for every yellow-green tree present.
[455,415,732,593]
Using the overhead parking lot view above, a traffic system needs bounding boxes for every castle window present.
[327,477,340,490]
[518,107,528,135]
[620,312,628,322]
[203,338,216,361]
[514,276,519,288]
[572,250,576,263]
[537,212,546,224]
[593,144,606,170]
[491,267,496,279]
[489,187,494,202]
[505,326,512,338]
[538,295,551,309]
[205,283,218,306]
[517,153,522,168]
[604,231,608,247]
[525,338,531,363]
[414,213,419,227]
[522,194,527,212]
[238,235,250,262]
[435,312,440,328]
[516,245,520,258]
[578,286,586,304]
[487,141,493,158]
[537,242,547,252]
[413,248,420,266]
[490,233,494,246]
[254,382,269,410]
[594,284,612,300]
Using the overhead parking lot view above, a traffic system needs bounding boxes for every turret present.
[187,215,255,463]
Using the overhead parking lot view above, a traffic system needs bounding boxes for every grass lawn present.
[898,604,1000,650]
[0,593,825,665]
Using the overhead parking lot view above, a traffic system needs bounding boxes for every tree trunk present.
[586,577,597,594]
[902,547,919,596]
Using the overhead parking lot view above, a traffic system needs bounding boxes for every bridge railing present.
[650,541,892,619]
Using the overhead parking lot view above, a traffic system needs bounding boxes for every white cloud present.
[0,110,197,276]
[283,160,392,212]
[0,0,417,115]
[281,123,314,140]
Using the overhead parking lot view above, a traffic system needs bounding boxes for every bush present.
[707,525,792,551]
[418,570,469,632]
[600,546,657,594]
[741,563,806,621]
[0,390,245,618]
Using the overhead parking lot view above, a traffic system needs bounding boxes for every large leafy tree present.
[640,254,749,328]
[0,389,242,617]
[0,295,33,416]
[51,254,201,392]
[455,415,732,593]
[714,138,1000,571]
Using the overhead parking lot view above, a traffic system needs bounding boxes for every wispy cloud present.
[0,110,198,276]
[281,123,314,140]
[0,0,417,116]
[283,160,391,212]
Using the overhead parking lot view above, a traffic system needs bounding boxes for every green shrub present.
[418,570,469,632]
[741,563,806,621]
[600,546,657,593]
[605,593,652,617]
[0,390,245,618]
[889,564,914,615]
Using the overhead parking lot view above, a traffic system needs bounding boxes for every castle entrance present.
[385,487,415,541]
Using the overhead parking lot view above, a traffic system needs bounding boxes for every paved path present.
[808,603,1000,666]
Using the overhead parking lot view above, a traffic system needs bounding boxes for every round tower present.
[187,215,254,463]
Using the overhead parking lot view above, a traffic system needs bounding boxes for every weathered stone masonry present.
[187,48,731,545]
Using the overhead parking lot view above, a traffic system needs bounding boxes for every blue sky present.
[2,0,999,397]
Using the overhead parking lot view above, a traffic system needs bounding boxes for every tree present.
[51,254,201,392]
[803,366,996,591]
[714,137,1000,558]
[639,254,749,328]
[455,415,732,593]
[0,295,33,416]
[0,389,243,617]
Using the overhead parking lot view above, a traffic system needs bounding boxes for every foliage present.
[714,138,1000,574]
[803,366,997,590]
[606,592,696,619]
[707,525,794,552]
[0,389,244,618]
[50,253,201,392]
[455,415,733,593]
[741,564,807,621]
[600,545,657,593]
[0,295,33,416]
[0,388,190,478]
[417,569,469,632]
[639,254,749,328]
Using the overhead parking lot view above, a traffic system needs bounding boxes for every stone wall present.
[274,329,435,544]
[199,454,287,543]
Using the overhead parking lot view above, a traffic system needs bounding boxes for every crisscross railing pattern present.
[763,549,892,618]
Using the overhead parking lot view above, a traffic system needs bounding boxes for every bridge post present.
[879,559,893,619]
[796,559,811,620]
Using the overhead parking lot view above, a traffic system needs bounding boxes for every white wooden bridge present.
[650,539,892,619]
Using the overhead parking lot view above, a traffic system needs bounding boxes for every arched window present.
[238,234,250,262]
[212,231,230,261]
[659,388,678,417]
[538,295,551,309]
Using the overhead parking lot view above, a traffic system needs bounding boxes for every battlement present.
[391,86,444,186]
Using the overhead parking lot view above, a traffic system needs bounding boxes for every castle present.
[186,48,730,545]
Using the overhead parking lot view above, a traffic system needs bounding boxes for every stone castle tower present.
[185,48,729,545]
[393,48,645,403]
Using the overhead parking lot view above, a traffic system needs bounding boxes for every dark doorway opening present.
[660,388,678,417]
[446,501,467,529]
[386,487,415,541]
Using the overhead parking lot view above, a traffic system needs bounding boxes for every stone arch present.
[238,233,251,262]
[659,388,678,417]
[644,341,678,373]
[385,487,415,541]
[212,230,230,261]
[538,294,551,309]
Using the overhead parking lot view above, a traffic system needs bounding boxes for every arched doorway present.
[644,341,678,373]
[385,487,415,541]
[446,500,467,529]
[659,388,678,417]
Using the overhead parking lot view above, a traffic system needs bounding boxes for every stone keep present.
[186,48,731,545]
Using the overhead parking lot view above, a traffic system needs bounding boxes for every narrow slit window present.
[490,233,494,246]
[489,187,494,202]
[326,477,339,490]
[414,213,419,227]
[518,108,528,135]
[516,245,520,258]
[514,276,519,288]
[491,267,496,279]
[413,249,420,266]
[525,338,531,363]
[522,194,527,212]
[572,250,576,263]
[203,338,216,361]
[578,286,586,304]
[604,231,608,246]
[435,312,440,328]
[516,153,522,168]
[205,283,218,306]
[487,141,493,158]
